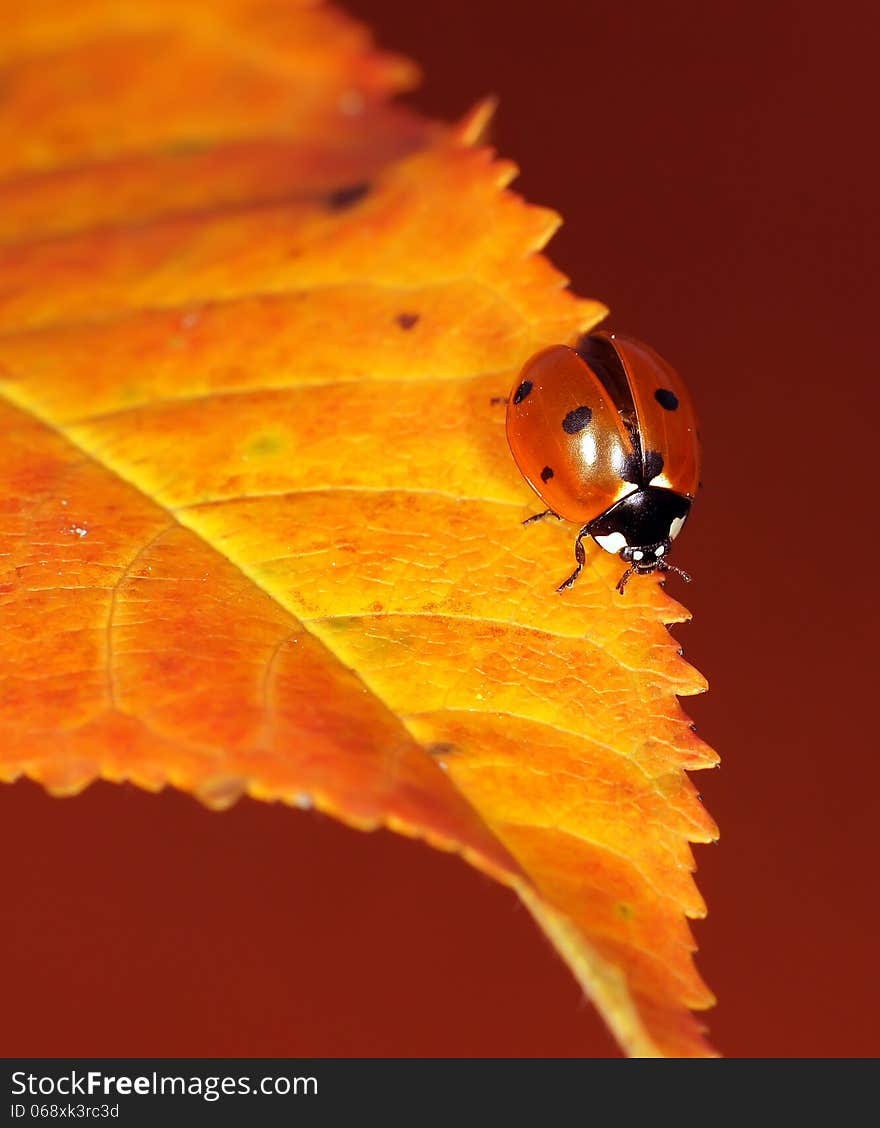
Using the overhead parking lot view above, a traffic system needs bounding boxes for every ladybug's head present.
[616,540,691,595]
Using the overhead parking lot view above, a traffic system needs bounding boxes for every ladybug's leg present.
[615,565,637,595]
[522,508,563,526]
[556,525,591,592]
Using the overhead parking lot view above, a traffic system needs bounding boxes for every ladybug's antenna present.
[661,561,692,584]
[616,560,692,596]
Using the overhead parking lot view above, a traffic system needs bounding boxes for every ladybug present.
[506,331,700,594]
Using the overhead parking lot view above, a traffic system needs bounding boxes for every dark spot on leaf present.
[540,466,554,482]
[425,742,457,757]
[513,380,532,404]
[562,406,592,433]
[655,387,679,411]
[325,181,370,210]
[396,312,420,330]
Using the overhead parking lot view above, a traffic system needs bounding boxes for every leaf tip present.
[455,96,500,146]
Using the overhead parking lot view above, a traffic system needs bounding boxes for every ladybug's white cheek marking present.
[594,531,628,555]
[652,473,675,490]
[669,515,687,541]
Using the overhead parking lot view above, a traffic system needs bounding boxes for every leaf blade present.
[0,0,718,1057]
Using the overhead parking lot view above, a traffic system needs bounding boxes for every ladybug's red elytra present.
[506,331,700,595]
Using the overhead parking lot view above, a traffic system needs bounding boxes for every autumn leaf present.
[0,0,719,1057]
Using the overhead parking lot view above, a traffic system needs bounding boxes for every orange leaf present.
[0,0,719,1056]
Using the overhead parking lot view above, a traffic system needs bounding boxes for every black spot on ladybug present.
[540,466,554,482]
[325,181,371,210]
[562,406,593,433]
[655,388,679,411]
[620,447,664,486]
[513,380,533,404]
[620,452,642,485]
[396,312,419,330]
[643,449,664,482]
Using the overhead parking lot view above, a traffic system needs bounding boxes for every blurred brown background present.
[2,0,878,1058]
